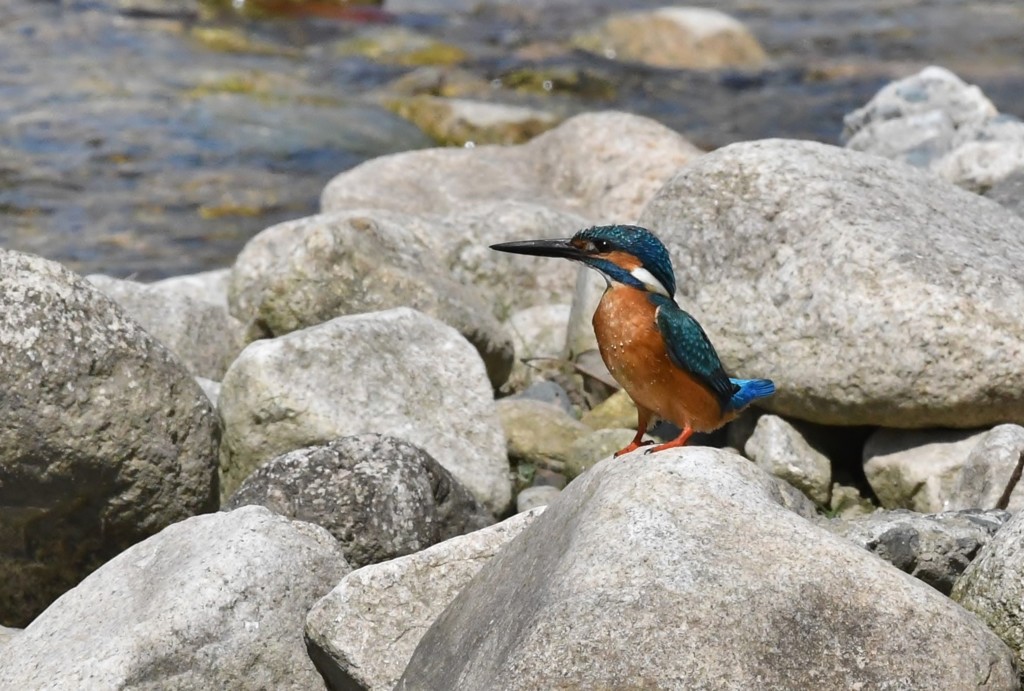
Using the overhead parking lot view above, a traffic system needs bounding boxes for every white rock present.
[218,308,511,514]
[639,139,1024,428]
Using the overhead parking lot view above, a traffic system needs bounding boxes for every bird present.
[491,224,775,457]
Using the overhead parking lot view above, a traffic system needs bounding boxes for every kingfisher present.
[491,224,775,457]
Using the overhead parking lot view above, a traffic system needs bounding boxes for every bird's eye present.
[594,240,611,252]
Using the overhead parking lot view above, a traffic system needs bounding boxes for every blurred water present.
[1,0,1022,279]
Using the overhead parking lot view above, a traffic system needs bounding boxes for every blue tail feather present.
[726,378,775,411]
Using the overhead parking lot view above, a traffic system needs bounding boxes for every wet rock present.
[516,485,560,512]
[863,428,985,512]
[218,307,511,514]
[639,139,1024,428]
[744,414,831,505]
[305,508,543,691]
[0,249,219,626]
[824,508,1010,595]
[225,435,493,568]
[329,25,467,67]
[322,111,702,225]
[228,210,514,388]
[573,7,768,70]
[564,427,634,479]
[946,424,1024,511]
[954,509,1024,671]
[397,448,1015,689]
[87,273,245,380]
[0,506,349,689]
[387,96,560,146]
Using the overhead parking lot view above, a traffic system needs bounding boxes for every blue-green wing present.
[652,295,737,407]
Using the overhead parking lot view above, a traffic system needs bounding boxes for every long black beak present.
[489,238,586,261]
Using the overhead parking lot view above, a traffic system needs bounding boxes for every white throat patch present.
[630,267,671,298]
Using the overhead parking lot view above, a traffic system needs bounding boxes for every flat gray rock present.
[228,211,514,388]
[0,506,350,690]
[0,249,219,626]
[397,448,1017,690]
[225,435,493,568]
[306,508,543,691]
[218,307,511,514]
[824,508,1010,595]
[639,139,1024,428]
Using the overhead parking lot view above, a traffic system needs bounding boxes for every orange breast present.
[592,286,730,433]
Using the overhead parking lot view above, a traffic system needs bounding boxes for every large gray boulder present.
[218,308,511,514]
[225,435,493,568]
[321,111,702,224]
[87,273,245,380]
[227,211,514,388]
[306,508,544,691]
[639,139,1024,428]
[397,448,1017,689]
[0,506,350,690]
[0,249,219,626]
[954,509,1024,671]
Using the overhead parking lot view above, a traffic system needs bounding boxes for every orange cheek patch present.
[604,250,641,271]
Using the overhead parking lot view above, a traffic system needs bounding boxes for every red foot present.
[613,439,654,457]
[644,427,694,455]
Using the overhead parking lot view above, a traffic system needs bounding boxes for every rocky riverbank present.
[3,10,1024,690]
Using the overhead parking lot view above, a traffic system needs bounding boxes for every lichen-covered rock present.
[954,509,1024,671]
[639,139,1024,428]
[824,509,1010,595]
[218,308,511,514]
[228,210,514,388]
[306,508,543,691]
[0,506,349,689]
[225,435,493,568]
[564,427,635,480]
[0,249,219,626]
[398,448,1016,689]
[87,273,245,380]
[387,96,560,146]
